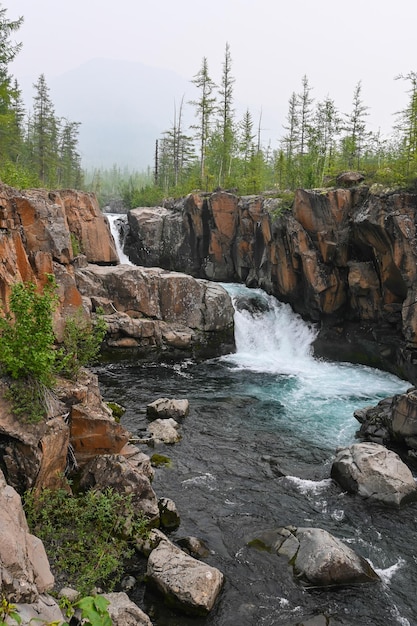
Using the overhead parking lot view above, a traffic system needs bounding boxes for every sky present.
[6,0,417,166]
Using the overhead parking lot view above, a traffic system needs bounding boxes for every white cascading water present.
[222,284,409,447]
[105,213,132,265]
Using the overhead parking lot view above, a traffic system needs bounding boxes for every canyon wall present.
[0,183,234,357]
[123,188,417,382]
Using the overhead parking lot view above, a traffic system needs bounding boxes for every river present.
[97,215,416,625]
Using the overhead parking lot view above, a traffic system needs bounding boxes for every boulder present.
[146,397,189,420]
[158,497,181,530]
[0,383,69,495]
[148,418,181,444]
[176,536,210,558]
[146,536,224,614]
[336,171,365,187]
[13,595,64,626]
[103,592,152,626]
[292,527,379,587]
[391,388,417,447]
[78,453,159,522]
[0,469,54,603]
[331,442,417,506]
[125,206,193,273]
[250,525,379,588]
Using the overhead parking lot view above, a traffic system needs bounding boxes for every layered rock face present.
[0,183,234,356]
[123,188,417,381]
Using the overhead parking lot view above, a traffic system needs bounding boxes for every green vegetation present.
[150,453,172,468]
[0,594,112,626]
[0,276,59,422]
[0,278,107,422]
[0,598,21,625]
[58,307,107,380]
[106,401,125,423]
[0,6,82,190]
[24,486,148,596]
[2,4,417,205]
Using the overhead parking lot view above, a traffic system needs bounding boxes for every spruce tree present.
[189,57,217,187]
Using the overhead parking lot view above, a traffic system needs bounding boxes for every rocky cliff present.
[123,188,417,383]
[0,183,234,356]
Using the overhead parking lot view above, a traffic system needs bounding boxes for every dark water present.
[93,287,416,626]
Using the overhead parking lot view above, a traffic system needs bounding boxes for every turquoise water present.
[222,285,409,449]
[100,218,416,624]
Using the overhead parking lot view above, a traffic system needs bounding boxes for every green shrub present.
[0,597,21,625]
[70,232,82,256]
[24,486,149,596]
[0,276,58,384]
[0,276,59,422]
[58,308,107,380]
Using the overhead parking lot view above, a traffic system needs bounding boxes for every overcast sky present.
[7,0,417,146]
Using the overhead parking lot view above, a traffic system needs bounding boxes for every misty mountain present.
[48,58,192,170]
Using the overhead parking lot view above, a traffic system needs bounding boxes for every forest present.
[1,6,417,208]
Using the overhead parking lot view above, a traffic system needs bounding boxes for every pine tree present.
[281,92,300,187]
[58,119,82,188]
[216,42,235,186]
[341,81,369,169]
[0,6,24,163]
[189,57,217,186]
[394,72,417,180]
[308,96,341,185]
[31,74,60,185]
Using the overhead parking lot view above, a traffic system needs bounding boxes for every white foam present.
[181,472,217,490]
[284,476,333,495]
[374,558,406,585]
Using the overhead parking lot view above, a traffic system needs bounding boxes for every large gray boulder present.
[12,595,64,626]
[250,526,379,588]
[148,418,181,444]
[146,397,189,420]
[293,527,379,587]
[146,536,224,614]
[331,442,417,506]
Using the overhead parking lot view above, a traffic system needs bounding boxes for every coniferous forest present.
[2,6,417,208]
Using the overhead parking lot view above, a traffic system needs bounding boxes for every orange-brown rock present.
[56,369,130,466]
[0,382,69,495]
[74,264,235,354]
[0,184,116,324]
[121,188,417,380]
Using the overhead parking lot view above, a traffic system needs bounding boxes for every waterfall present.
[222,283,409,446]
[105,213,132,265]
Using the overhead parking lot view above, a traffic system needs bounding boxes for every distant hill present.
[48,58,192,170]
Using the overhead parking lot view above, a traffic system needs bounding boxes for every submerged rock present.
[158,497,181,530]
[331,442,417,506]
[250,525,379,588]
